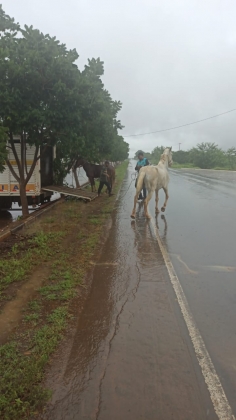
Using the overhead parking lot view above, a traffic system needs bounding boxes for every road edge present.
[150,216,235,420]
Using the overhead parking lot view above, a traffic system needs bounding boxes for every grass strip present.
[0,231,65,295]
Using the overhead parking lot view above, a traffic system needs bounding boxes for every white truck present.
[0,137,55,209]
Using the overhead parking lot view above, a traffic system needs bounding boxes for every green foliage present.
[172,150,190,165]
[0,22,80,148]
[109,135,129,161]
[0,6,125,214]
[151,146,165,164]
[135,143,236,170]
[0,4,19,32]
[63,58,125,169]
[226,147,236,170]
[189,143,227,169]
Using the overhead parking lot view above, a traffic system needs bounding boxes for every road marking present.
[150,216,235,420]
[171,253,198,275]
[204,266,236,273]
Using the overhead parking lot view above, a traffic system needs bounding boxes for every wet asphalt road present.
[158,167,236,415]
[42,162,236,420]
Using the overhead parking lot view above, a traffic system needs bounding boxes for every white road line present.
[150,216,235,420]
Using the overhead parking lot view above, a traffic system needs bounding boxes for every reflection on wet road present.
[0,210,13,230]
[42,162,236,419]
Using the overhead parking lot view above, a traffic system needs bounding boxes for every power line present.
[123,108,236,138]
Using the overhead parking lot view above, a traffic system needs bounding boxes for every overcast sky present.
[4,0,236,156]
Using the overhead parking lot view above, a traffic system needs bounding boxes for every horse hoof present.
[155,209,160,214]
[131,214,136,219]
[161,207,165,212]
[146,214,151,220]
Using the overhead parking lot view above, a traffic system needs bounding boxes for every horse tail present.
[136,169,146,193]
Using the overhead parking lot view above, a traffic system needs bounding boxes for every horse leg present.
[106,179,111,194]
[90,178,96,192]
[155,190,159,214]
[144,190,153,219]
[131,191,140,219]
[161,187,169,212]
[131,172,145,219]
[93,178,97,192]
[89,178,93,192]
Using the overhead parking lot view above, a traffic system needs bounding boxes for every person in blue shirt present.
[135,152,150,200]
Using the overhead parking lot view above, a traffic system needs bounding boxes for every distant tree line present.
[0,6,129,216]
[134,143,236,170]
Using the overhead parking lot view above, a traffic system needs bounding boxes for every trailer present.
[0,137,55,210]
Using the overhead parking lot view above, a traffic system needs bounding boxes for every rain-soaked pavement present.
[41,162,236,420]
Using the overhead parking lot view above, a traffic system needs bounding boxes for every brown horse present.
[75,158,115,192]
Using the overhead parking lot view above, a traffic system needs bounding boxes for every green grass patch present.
[39,268,80,301]
[0,231,65,294]
[0,306,68,419]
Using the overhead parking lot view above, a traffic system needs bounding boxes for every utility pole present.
[179,143,181,151]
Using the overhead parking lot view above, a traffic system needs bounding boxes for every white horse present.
[131,147,173,219]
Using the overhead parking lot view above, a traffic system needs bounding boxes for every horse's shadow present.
[156,214,167,237]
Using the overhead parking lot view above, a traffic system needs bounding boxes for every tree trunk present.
[73,166,80,188]
[20,182,29,218]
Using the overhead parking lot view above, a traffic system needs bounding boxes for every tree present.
[151,146,165,164]
[189,143,227,169]
[0,7,81,216]
[226,147,236,170]
[0,126,8,173]
[0,5,19,32]
[109,136,129,162]
[0,6,19,174]
[77,58,123,161]
[64,58,124,186]
[172,150,190,164]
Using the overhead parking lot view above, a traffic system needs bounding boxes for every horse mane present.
[160,153,168,163]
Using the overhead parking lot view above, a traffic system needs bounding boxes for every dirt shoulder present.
[0,162,128,420]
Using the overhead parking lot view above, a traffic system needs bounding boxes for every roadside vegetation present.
[0,6,129,216]
[135,143,236,170]
[0,161,128,420]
